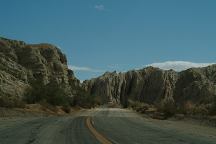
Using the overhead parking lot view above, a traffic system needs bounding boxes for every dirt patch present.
[0,104,80,117]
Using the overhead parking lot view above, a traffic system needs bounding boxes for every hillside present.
[84,65,216,115]
[1,37,216,116]
[0,37,80,108]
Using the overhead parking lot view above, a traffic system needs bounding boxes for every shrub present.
[25,80,103,108]
[157,97,176,117]
[0,96,25,108]
[178,101,195,115]
[25,80,72,107]
[128,100,151,113]
[62,105,71,113]
[39,100,57,112]
[179,101,210,116]
[209,95,216,115]
[71,87,103,108]
[192,105,209,116]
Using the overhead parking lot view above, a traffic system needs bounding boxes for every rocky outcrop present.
[84,67,178,107]
[174,66,216,107]
[0,37,80,101]
[1,37,216,111]
[84,65,216,108]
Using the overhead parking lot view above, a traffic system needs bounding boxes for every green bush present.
[25,80,72,107]
[0,96,25,108]
[25,80,102,108]
[39,100,58,112]
[209,95,216,115]
[157,97,176,117]
[177,101,211,116]
[71,87,103,108]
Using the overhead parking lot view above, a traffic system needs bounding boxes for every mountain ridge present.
[84,64,216,115]
[1,37,216,116]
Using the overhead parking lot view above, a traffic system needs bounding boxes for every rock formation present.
[1,36,216,112]
[84,65,216,109]
[0,37,80,102]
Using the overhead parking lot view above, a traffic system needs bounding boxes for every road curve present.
[92,108,216,144]
[0,108,216,144]
[86,117,112,144]
[0,113,99,144]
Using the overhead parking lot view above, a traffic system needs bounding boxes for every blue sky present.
[1,0,216,80]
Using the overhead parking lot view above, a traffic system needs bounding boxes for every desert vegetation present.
[0,95,25,108]
[129,96,216,120]
[23,80,103,111]
[72,87,103,108]
[25,81,72,106]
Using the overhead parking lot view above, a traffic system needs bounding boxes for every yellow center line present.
[86,117,113,144]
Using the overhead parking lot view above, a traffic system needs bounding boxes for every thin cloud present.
[94,4,105,11]
[107,64,120,69]
[69,65,104,73]
[146,61,215,71]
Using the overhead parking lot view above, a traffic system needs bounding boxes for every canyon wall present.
[0,37,80,102]
[84,65,216,108]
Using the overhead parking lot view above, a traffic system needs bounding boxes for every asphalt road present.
[0,108,216,144]
[92,108,216,144]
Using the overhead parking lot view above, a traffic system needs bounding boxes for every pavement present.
[0,108,216,144]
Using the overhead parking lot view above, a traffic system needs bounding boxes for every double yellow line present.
[86,117,112,144]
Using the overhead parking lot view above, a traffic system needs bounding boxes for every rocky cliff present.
[84,65,216,110]
[1,37,216,113]
[0,37,80,104]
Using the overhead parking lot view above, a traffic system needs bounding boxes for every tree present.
[25,80,72,106]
